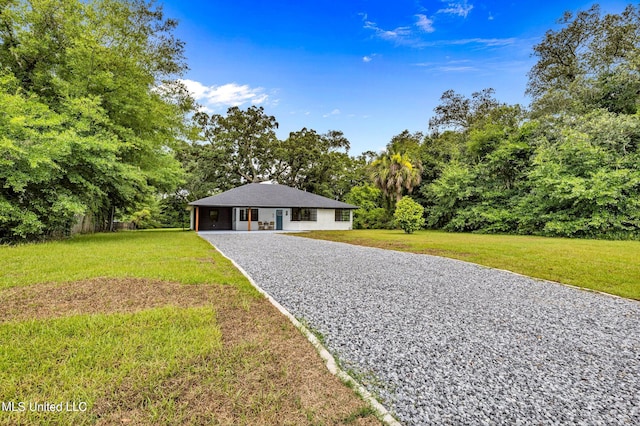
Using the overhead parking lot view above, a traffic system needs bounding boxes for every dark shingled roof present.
[189,183,358,209]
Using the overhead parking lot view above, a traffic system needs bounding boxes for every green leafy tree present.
[410,6,640,240]
[394,196,425,234]
[419,131,464,184]
[194,106,279,185]
[516,111,640,238]
[130,207,161,229]
[186,109,362,201]
[428,88,502,134]
[419,86,534,234]
[528,4,640,115]
[422,161,476,230]
[387,130,424,157]
[0,73,151,241]
[157,192,190,229]
[0,0,191,242]
[344,185,390,229]
[275,129,356,199]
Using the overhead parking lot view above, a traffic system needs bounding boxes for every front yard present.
[0,230,379,425]
[298,230,640,300]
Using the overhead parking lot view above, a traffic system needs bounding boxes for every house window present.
[291,208,317,221]
[239,208,258,221]
[209,209,219,222]
[335,209,350,222]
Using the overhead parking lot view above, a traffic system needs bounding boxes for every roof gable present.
[189,183,358,209]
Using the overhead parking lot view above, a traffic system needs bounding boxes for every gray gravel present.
[200,232,640,425]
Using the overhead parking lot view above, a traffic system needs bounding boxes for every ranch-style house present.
[188,182,358,231]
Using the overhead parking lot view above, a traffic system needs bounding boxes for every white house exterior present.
[188,182,357,232]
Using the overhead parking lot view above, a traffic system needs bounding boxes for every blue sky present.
[161,1,630,154]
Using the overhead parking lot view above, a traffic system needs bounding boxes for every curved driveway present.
[200,232,640,425]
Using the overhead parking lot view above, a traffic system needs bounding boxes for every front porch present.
[191,207,285,232]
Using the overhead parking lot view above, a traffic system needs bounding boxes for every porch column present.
[195,206,199,232]
[248,207,252,232]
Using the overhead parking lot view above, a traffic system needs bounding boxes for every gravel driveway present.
[200,232,640,425]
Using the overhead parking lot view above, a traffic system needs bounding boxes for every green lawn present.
[0,307,221,424]
[0,230,380,425]
[0,229,255,292]
[297,230,640,300]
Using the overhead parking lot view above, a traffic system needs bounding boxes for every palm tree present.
[369,152,423,210]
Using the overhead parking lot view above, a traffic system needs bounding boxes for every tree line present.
[1,1,638,242]
[414,4,640,239]
[352,4,640,239]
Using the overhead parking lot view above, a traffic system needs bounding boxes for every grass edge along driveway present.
[0,230,380,425]
[295,229,640,301]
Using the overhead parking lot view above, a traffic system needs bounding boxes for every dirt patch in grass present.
[1,279,381,425]
[213,296,380,425]
[0,278,242,322]
[96,297,381,425]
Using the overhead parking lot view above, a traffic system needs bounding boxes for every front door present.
[276,210,283,230]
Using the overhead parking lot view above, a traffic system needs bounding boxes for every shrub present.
[394,196,425,234]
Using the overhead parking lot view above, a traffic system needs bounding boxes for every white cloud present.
[181,79,271,110]
[414,60,477,72]
[415,14,435,32]
[415,56,535,76]
[361,11,436,47]
[438,1,473,18]
[438,66,477,72]
[416,37,517,48]
[449,37,516,47]
[380,26,412,42]
[363,53,379,63]
[181,79,209,100]
[363,6,508,49]
[323,109,341,118]
[251,93,269,105]
[289,109,311,116]
[361,13,419,46]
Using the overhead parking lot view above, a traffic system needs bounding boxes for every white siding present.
[282,208,352,231]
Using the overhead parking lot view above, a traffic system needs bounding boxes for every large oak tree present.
[528,4,640,115]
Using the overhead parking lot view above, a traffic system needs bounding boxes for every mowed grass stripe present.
[0,229,257,294]
[297,230,640,300]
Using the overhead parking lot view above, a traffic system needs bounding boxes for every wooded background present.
[1,1,639,242]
